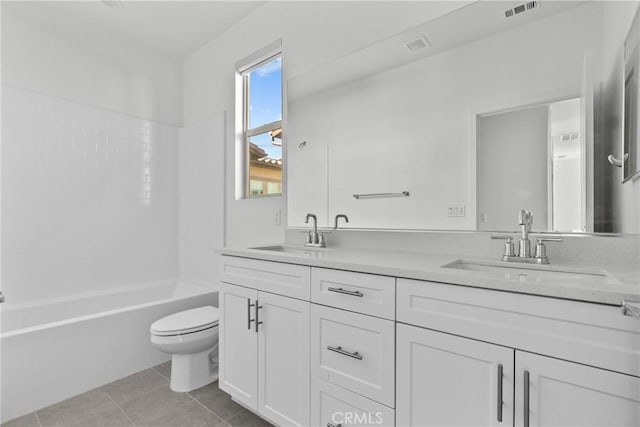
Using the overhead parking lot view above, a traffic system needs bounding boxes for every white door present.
[515,351,640,427]
[219,283,258,411]
[396,324,514,427]
[258,291,310,426]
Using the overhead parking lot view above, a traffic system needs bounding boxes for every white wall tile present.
[1,87,179,303]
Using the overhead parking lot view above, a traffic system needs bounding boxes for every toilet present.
[150,306,219,392]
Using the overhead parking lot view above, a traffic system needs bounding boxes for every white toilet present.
[150,306,219,392]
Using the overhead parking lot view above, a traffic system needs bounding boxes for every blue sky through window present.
[249,57,282,129]
[248,57,282,160]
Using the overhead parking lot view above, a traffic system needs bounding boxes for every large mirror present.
[287,1,640,234]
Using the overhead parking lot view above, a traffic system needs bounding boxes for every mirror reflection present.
[477,98,584,233]
[287,1,640,234]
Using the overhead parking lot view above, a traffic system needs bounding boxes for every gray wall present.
[599,1,640,233]
[477,106,550,232]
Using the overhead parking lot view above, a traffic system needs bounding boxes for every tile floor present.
[2,362,272,427]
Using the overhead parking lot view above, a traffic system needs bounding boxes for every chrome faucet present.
[304,213,325,247]
[0,291,5,303]
[492,210,562,264]
[518,209,533,258]
[334,214,349,229]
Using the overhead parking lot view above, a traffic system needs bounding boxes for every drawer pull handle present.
[497,364,503,422]
[327,345,363,360]
[327,424,342,427]
[622,299,640,319]
[247,299,255,330]
[327,287,364,297]
[255,300,263,333]
[524,370,530,427]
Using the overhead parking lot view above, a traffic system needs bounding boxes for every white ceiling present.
[1,1,265,60]
[289,1,583,100]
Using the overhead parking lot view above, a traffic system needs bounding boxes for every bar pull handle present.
[247,298,255,330]
[327,287,364,297]
[524,370,530,427]
[353,191,409,199]
[327,345,363,360]
[497,364,504,422]
[255,300,263,333]
[327,423,342,427]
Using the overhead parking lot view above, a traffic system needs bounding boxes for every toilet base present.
[170,345,218,392]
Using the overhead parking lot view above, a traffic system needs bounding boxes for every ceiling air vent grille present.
[504,1,540,18]
[405,36,430,53]
[559,132,581,142]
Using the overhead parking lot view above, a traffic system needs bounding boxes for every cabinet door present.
[219,283,258,411]
[258,291,310,426]
[397,324,514,427]
[515,351,640,427]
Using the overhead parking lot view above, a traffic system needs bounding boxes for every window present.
[241,54,282,197]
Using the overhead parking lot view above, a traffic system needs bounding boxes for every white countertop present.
[218,245,640,306]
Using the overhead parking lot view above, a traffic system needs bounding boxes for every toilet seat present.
[150,306,219,337]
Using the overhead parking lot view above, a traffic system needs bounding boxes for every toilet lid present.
[150,306,219,336]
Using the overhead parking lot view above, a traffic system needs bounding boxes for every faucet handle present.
[491,235,516,257]
[534,238,563,263]
[536,237,563,243]
[318,232,326,246]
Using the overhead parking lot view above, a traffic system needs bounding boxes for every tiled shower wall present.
[2,87,179,303]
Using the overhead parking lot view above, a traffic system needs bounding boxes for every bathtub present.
[0,280,218,423]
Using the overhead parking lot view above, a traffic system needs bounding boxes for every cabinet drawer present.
[220,256,311,300]
[397,278,640,377]
[312,377,395,427]
[311,305,395,407]
[311,268,395,319]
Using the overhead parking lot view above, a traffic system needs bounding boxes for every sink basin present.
[442,260,608,283]
[250,245,331,256]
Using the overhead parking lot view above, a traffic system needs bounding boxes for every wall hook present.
[607,153,628,167]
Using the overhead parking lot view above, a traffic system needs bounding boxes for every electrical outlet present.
[480,213,488,223]
[447,205,466,217]
[274,209,282,225]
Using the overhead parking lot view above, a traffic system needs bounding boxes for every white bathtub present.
[0,280,218,423]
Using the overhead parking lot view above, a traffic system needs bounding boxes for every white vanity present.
[217,246,640,427]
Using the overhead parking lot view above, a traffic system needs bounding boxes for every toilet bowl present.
[150,306,219,392]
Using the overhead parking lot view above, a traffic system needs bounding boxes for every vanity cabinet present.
[396,325,514,426]
[219,284,258,409]
[396,278,640,427]
[219,253,640,427]
[514,351,640,427]
[311,304,395,407]
[311,268,395,320]
[219,257,311,427]
[397,325,640,427]
[311,377,396,427]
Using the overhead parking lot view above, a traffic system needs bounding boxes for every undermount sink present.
[442,259,609,283]
[250,245,331,256]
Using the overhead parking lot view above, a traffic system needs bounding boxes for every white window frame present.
[236,40,283,199]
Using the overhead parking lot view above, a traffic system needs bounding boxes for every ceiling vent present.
[405,36,430,53]
[505,1,540,18]
[559,131,581,142]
